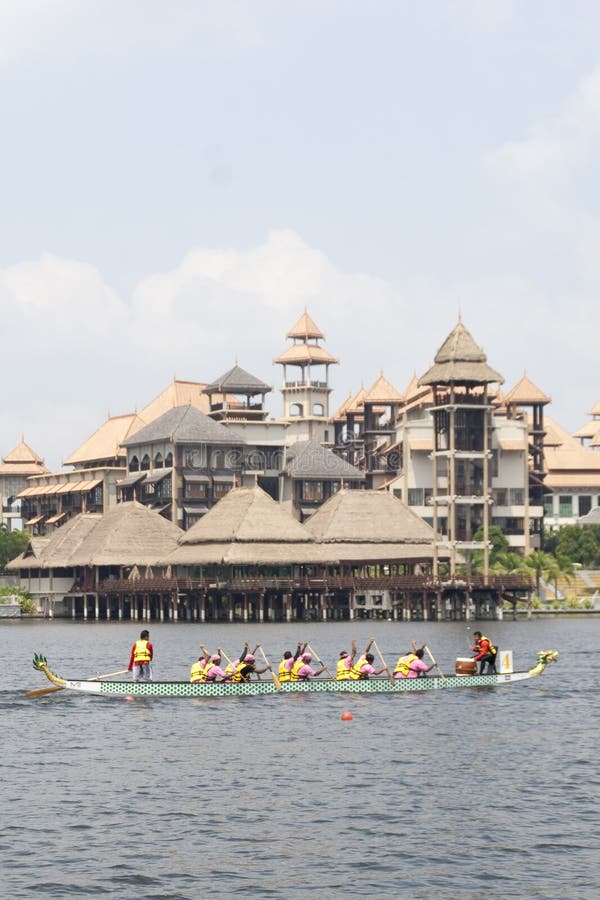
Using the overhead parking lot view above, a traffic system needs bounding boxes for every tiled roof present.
[204,364,271,395]
[363,373,404,403]
[333,392,354,420]
[347,387,367,414]
[273,344,339,365]
[284,440,365,480]
[573,420,599,440]
[286,311,325,340]
[65,413,146,466]
[139,380,211,421]
[3,439,45,466]
[542,416,580,449]
[504,374,551,405]
[590,400,600,416]
[121,405,245,447]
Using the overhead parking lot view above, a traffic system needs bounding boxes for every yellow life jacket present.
[348,656,367,680]
[479,636,497,655]
[133,639,151,664]
[190,659,207,683]
[290,658,305,682]
[278,659,292,682]
[336,658,351,681]
[394,653,417,676]
[231,661,251,683]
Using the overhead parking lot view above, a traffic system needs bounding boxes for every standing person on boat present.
[348,652,386,680]
[471,632,498,675]
[278,642,305,682]
[128,629,154,682]
[393,647,434,679]
[290,651,327,681]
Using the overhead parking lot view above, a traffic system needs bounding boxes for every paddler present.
[190,644,212,683]
[204,651,229,682]
[230,646,271,682]
[347,652,386,680]
[290,651,327,681]
[278,641,305,682]
[224,641,260,676]
[393,647,434,679]
[128,629,154,682]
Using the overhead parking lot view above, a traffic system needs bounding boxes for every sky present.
[2,0,600,470]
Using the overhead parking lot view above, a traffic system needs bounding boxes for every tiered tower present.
[274,312,338,438]
[419,318,504,579]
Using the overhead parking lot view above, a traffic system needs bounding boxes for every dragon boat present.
[31,651,559,699]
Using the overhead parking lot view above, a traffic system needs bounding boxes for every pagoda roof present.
[573,420,599,440]
[419,319,504,386]
[333,392,354,421]
[364,373,404,404]
[286,311,325,340]
[284,440,364,480]
[590,399,600,416]
[347,387,367,414]
[121,405,245,447]
[504,374,551,406]
[3,439,45,465]
[274,344,339,365]
[204,364,271,396]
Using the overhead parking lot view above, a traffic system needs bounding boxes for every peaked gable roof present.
[121,405,245,447]
[419,319,504,386]
[179,485,311,544]
[284,440,364,480]
[286,311,325,340]
[139,380,211,421]
[504,374,551,406]
[364,373,404,404]
[305,489,436,544]
[65,413,146,466]
[3,439,45,465]
[204,364,271,395]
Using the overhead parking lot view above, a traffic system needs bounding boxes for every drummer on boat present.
[471,631,498,675]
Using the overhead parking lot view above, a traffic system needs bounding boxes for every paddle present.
[306,642,333,678]
[88,669,129,681]
[258,646,281,691]
[25,685,65,698]
[424,644,445,679]
[372,639,394,682]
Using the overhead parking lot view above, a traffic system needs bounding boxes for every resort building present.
[0,438,48,531]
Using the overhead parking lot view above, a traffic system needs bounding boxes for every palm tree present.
[525,550,551,600]
[545,555,575,604]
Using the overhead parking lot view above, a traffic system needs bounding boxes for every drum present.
[455,657,477,676]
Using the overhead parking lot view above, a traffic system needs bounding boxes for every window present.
[185,481,207,499]
[313,403,324,416]
[141,454,150,471]
[302,481,323,501]
[558,495,572,517]
[214,481,232,499]
[493,488,508,506]
[544,496,554,517]
[509,488,524,506]
[578,495,592,517]
[129,455,139,472]
[154,452,164,469]
[408,488,423,506]
[290,403,303,417]
[165,452,173,467]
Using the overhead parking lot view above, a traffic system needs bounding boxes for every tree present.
[525,550,552,599]
[0,528,30,573]
[555,525,600,568]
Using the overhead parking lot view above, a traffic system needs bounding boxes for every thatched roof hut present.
[167,485,336,565]
[304,489,445,562]
[7,502,181,570]
[419,319,503,387]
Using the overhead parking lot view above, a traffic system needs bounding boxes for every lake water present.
[1,617,598,899]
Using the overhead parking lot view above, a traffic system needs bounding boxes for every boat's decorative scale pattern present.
[31,651,559,698]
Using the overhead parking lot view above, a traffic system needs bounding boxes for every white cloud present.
[0,231,596,472]
[487,66,600,184]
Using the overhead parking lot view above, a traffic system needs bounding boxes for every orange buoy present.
[341,711,353,721]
